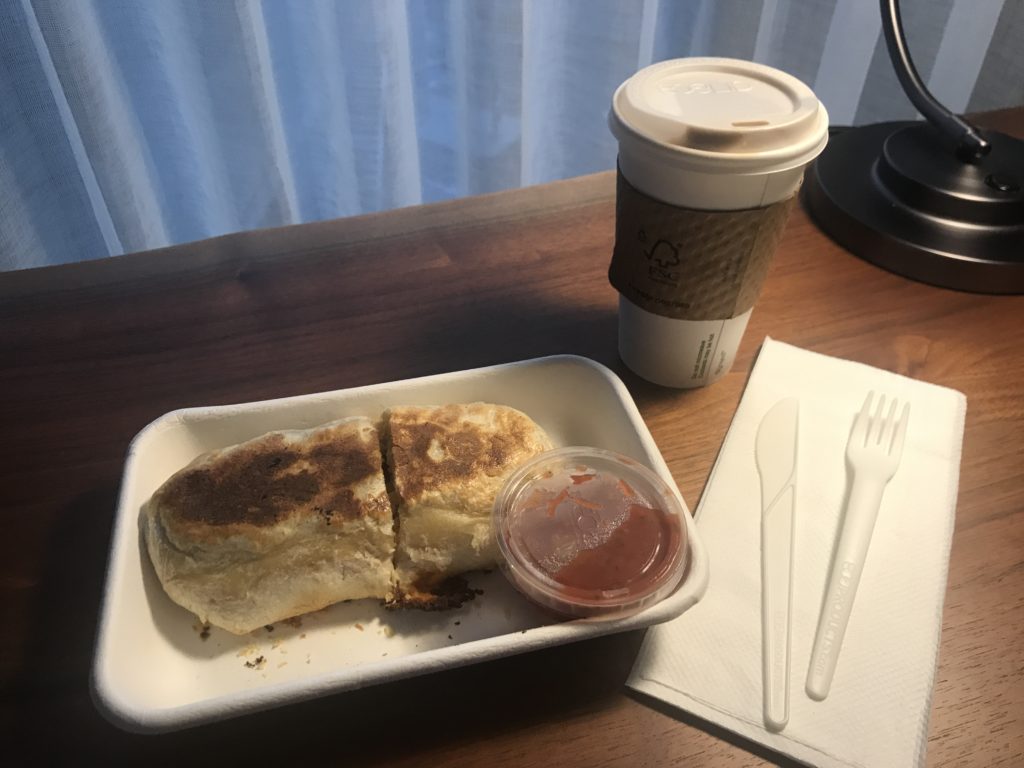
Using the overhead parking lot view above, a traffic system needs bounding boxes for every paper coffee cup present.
[608,58,829,387]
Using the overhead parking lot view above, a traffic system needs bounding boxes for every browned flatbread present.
[142,417,394,634]
[383,403,552,607]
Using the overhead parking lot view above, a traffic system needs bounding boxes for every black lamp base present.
[803,121,1024,294]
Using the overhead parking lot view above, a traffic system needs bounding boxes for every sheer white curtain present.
[1,0,1020,271]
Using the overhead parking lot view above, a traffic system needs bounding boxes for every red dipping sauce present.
[494,448,688,618]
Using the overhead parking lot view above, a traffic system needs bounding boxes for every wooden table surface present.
[2,109,1022,766]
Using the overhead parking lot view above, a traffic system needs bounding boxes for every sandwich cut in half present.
[142,417,395,634]
[383,403,553,607]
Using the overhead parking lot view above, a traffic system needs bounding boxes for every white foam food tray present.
[92,355,709,732]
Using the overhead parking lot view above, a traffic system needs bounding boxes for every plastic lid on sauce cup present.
[493,447,688,619]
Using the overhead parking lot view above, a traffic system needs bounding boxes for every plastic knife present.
[755,397,800,732]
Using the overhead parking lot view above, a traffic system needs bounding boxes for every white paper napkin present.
[628,337,966,768]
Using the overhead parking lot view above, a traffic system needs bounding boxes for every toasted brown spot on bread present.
[385,574,482,611]
[387,404,539,501]
[160,427,383,527]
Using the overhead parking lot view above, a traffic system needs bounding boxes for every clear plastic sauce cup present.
[493,447,689,619]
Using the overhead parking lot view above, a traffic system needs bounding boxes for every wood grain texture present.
[1,109,1022,766]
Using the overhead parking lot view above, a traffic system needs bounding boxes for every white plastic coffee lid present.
[610,58,829,174]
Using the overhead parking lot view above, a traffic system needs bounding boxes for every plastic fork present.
[806,392,910,701]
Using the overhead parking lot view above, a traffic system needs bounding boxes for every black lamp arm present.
[880,0,990,160]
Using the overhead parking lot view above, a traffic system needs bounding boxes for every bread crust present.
[142,417,395,634]
[142,404,554,627]
[384,403,552,605]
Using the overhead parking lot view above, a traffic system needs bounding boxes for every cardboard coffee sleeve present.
[608,57,828,386]
[609,169,796,322]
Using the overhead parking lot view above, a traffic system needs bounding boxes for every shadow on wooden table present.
[628,689,805,768]
[10,477,651,764]
[382,286,699,413]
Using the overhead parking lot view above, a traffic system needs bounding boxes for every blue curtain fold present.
[1,0,1020,271]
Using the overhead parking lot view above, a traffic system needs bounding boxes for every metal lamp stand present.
[803,0,1024,293]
